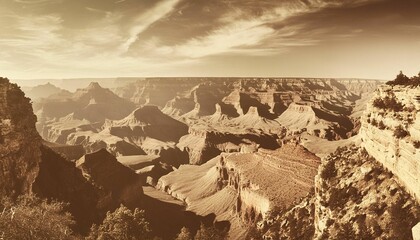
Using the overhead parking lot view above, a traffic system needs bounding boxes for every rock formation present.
[312,146,420,239]
[76,149,144,207]
[260,146,420,239]
[0,78,145,233]
[158,143,320,238]
[360,85,420,201]
[35,82,136,142]
[0,77,42,198]
[177,126,281,165]
[22,82,70,101]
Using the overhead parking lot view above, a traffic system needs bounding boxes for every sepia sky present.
[0,0,420,79]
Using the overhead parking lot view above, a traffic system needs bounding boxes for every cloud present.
[135,1,316,59]
[1,0,419,79]
[120,0,181,52]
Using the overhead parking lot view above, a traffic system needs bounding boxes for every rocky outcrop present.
[217,144,320,223]
[158,143,320,238]
[360,85,420,201]
[76,149,144,207]
[43,141,86,161]
[35,82,136,142]
[313,146,420,239]
[162,96,196,117]
[0,78,42,198]
[258,146,420,240]
[106,105,189,143]
[177,128,222,165]
[0,78,144,233]
[177,127,281,165]
[277,103,354,140]
[33,145,109,232]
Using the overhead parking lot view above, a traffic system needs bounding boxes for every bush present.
[176,227,194,240]
[194,223,228,240]
[320,160,336,180]
[0,195,75,240]
[393,126,410,139]
[371,118,378,127]
[372,96,403,112]
[87,205,152,240]
[378,121,386,130]
[386,71,420,87]
[413,141,420,149]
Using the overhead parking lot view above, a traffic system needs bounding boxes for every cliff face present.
[32,145,108,232]
[158,143,319,238]
[360,85,420,201]
[76,149,144,207]
[177,127,281,165]
[260,146,420,240]
[217,144,320,223]
[313,146,420,240]
[0,78,144,233]
[0,78,42,198]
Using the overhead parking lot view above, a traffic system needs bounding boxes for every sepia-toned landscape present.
[1,0,420,239]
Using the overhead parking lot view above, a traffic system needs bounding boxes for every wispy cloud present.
[120,0,181,52]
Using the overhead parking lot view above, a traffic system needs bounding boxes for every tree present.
[176,227,193,240]
[194,224,227,240]
[320,160,336,180]
[393,125,409,139]
[386,70,420,87]
[387,71,410,86]
[0,195,75,240]
[87,205,152,240]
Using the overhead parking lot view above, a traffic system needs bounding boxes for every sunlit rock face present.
[157,143,320,238]
[360,85,420,201]
[217,144,320,222]
[0,77,42,197]
[116,78,380,142]
[312,146,420,240]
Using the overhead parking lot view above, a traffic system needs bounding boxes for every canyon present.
[2,75,420,239]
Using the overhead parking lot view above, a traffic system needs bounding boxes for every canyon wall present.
[0,78,42,197]
[360,85,420,201]
[158,143,320,238]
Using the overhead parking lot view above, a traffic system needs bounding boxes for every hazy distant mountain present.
[23,82,70,101]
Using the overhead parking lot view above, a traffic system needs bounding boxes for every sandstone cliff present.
[360,85,420,201]
[158,143,320,238]
[313,146,420,239]
[260,146,420,240]
[0,78,145,234]
[177,126,281,165]
[0,77,42,198]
